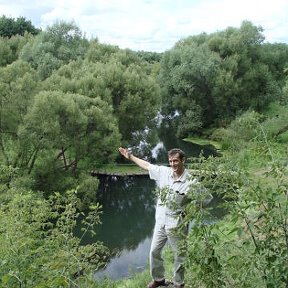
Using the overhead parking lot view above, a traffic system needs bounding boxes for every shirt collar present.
[169,168,188,182]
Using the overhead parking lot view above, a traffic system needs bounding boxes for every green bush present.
[182,135,288,287]
[211,110,264,151]
[76,174,100,210]
[0,188,109,288]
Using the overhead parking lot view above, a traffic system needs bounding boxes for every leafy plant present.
[182,125,288,287]
[0,187,109,288]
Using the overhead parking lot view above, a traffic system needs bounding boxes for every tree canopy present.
[159,21,285,137]
[0,15,40,38]
[0,18,287,194]
[20,21,89,79]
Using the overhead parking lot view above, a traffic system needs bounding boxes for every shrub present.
[0,188,109,288]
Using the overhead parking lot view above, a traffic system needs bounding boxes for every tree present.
[20,21,89,79]
[259,43,288,87]
[0,60,39,167]
[0,15,40,38]
[136,50,163,63]
[159,21,282,135]
[19,90,120,192]
[0,39,13,66]
[159,42,221,136]
[0,34,32,66]
[43,45,161,146]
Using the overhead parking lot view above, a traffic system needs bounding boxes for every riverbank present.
[91,164,148,177]
[94,247,175,288]
[92,137,221,177]
[183,136,222,151]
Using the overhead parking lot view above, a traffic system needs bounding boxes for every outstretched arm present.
[118,147,150,171]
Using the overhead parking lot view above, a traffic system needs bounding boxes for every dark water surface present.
[94,175,155,280]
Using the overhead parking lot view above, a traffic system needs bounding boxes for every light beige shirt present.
[148,164,197,228]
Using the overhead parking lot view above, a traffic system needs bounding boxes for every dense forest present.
[0,16,287,287]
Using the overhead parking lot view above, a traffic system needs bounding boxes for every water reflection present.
[95,236,151,280]
[154,126,219,163]
[93,175,156,251]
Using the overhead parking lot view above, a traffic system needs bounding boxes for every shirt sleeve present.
[148,164,161,181]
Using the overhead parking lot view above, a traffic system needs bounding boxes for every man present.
[119,147,200,288]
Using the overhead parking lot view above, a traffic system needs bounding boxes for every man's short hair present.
[168,148,185,160]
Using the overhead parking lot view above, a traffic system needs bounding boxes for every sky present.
[1,0,288,52]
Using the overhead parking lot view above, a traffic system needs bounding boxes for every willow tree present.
[43,44,161,147]
[18,90,120,192]
[20,21,89,79]
[159,40,221,136]
[159,21,282,136]
[0,60,39,167]
[0,33,33,67]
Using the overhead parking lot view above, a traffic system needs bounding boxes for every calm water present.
[94,175,155,280]
[87,133,222,280]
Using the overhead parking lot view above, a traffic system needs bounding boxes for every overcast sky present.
[1,0,288,52]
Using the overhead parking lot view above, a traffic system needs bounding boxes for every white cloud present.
[0,0,288,51]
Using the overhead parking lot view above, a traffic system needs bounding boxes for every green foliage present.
[0,39,13,66]
[183,158,288,287]
[259,43,288,86]
[181,118,288,287]
[212,104,288,152]
[76,175,100,210]
[0,15,40,38]
[159,21,282,135]
[86,41,119,64]
[0,188,109,288]
[135,50,163,63]
[0,22,161,193]
[260,103,288,141]
[159,41,221,133]
[88,47,161,144]
[43,46,161,145]
[0,33,32,66]
[0,60,39,131]
[176,104,203,138]
[211,110,264,151]
[20,21,89,79]
[0,164,18,195]
[18,90,120,192]
[0,60,39,168]
[282,76,288,104]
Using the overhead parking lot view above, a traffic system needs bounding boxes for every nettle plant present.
[0,187,110,288]
[182,146,288,287]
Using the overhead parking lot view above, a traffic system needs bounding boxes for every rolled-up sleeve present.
[148,164,171,187]
[148,164,161,181]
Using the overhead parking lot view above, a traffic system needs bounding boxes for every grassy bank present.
[92,164,148,176]
[183,137,222,151]
[93,248,174,288]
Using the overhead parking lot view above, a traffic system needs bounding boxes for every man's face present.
[168,153,185,174]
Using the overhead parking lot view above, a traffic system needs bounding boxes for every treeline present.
[160,21,288,137]
[0,17,161,195]
[1,17,288,194]
[1,15,288,287]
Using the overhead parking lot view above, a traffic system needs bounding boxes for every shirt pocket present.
[174,190,186,207]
